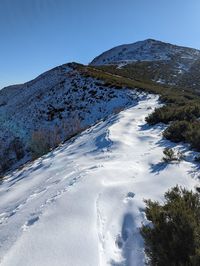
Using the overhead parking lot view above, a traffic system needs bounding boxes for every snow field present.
[0,94,199,266]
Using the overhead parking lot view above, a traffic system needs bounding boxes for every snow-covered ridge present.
[0,94,198,266]
[0,63,141,175]
[90,39,200,66]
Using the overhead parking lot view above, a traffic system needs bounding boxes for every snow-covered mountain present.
[0,94,198,266]
[90,39,200,91]
[0,63,139,175]
[91,39,200,66]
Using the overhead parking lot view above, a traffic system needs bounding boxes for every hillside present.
[90,39,200,92]
[0,63,139,175]
[0,94,198,266]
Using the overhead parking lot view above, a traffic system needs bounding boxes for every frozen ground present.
[0,94,199,266]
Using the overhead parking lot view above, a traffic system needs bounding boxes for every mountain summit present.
[90,39,200,66]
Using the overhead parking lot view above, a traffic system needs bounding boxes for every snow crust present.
[0,94,198,266]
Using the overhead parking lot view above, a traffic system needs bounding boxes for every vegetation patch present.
[141,186,200,265]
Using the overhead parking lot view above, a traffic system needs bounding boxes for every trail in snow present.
[0,94,199,266]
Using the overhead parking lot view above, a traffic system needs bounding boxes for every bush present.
[0,138,25,175]
[163,147,176,162]
[185,123,200,151]
[162,148,184,163]
[163,120,190,142]
[163,121,200,152]
[141,186,200,265]
[9,137,25,160]
[30,115,82,159]
[30,130,51,159]
[145,104,200,125]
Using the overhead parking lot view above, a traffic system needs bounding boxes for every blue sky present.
[1,0,200,88]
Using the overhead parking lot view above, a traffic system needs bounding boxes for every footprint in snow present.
[115,234,123,249]
[123,192,135,203]
[22,216,39,231]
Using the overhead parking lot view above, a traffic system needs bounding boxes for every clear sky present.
[1,0,200,89]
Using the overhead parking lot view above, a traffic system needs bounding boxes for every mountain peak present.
[90,39,200,66]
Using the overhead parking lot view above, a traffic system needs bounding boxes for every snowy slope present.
[0,63,139,174]
[90,39,200,66]
[0,94,199,266]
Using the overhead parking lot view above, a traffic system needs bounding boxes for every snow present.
[155,78,166,84]
[0,63,141,174]
[0,94,199,266]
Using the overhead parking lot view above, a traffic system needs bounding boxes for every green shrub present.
[163,121,200,152]
[163,120,190,142]
[141,186,200,266]
[162,148,184,162]
[162,148,176,162]
[185,122,200,151]
[146,104,200,125]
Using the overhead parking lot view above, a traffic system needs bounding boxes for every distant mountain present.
[90,39,200,92]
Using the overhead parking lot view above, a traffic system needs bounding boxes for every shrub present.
[162,148,175,162]
[9,137,25,160]
[0,138,25,175]
[30,130,51,159]
[163,121,200,152]
[30,115,82,159]
[145,104,200,125]
[185,123,200,151]
[163,120,190,142]
[0,154,10,173]
[162,148,184,163]
[141,186,200,266]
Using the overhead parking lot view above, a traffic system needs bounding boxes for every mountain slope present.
[0,63,139,175]
[90,39,200,91]
[0,94,198,266]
